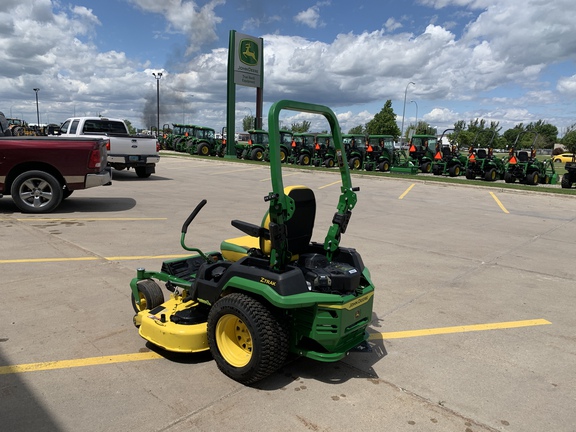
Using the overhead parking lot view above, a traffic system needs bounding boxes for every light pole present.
[33,88,40,126]
[152,72,162,136]
[400,81,415,144]
[410,100,418,133]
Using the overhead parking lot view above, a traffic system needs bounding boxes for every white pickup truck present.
[58,117,160,178]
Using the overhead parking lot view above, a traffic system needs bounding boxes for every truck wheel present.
[135,167,152,178]
[207,293,288,385]
[11,170,63,213]
[131,279,164,313]
[251,148,264,161]
[198,143,210,156]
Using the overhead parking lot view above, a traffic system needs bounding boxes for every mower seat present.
[220,185,316,262]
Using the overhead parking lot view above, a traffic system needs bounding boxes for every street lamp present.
[152,72,162,136]
[410,100,418,133]
[400,81,415,144]
[33,88,40,126]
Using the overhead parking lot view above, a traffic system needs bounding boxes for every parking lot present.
[1,155,575,432]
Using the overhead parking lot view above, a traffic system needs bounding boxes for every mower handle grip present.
[182,199,207,234]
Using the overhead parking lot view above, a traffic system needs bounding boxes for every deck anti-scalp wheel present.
[207,293,288,385]
[131,279,164,313]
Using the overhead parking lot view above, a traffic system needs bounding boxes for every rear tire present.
[420,161,431,173]
[135,166,152,178]
[561,174,572,189]
[198,143,210,156]
[484,168,496,181]
[379,160,390,172]
[207,293,288,385]
[251,148,264,161]
[504,172,515,183]
[527,171,539,185]
[449,165,461,177]
[11,170,63,213]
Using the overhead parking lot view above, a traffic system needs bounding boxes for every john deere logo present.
[240,40,259,66]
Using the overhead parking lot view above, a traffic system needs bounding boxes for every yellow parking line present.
[319,180,341,189]
[0,254,190,264]
[0,319,550,375]
[398,183,415,199]
[369,318,551,340]
[0,352,163,375]
[490,192,510,214]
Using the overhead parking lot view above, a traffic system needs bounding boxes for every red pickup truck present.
[0,136,112,213]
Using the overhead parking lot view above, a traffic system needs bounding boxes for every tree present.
[348,124,365,134]
[562,123,576,153]
[242,115,255,131]
[365,100,401,139]
[291,120,311,133]
[124,119,136,135]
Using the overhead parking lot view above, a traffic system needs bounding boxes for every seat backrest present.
[476,149,487,159]
[518,151,529,162]
[260,186,316,256]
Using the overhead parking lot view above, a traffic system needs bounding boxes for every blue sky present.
[1,0,576,136]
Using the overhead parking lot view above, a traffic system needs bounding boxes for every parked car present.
[552,153,575,164]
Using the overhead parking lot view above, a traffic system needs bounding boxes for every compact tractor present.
[289,132,316,165]
[364,135,395,172]
[431,129,467,177]
[342,133,367,170]
[129,100,374,385]
[185,125,223,157]
[504,132,556,185]
[311,133,336,167]
[464,130,507,181]
[408,134,436,172]
[241,129,269,161]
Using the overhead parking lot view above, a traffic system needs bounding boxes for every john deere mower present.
[129,100,375,385]
[504,132,557,185]
[431,129,467,177]
[408,134,436,173]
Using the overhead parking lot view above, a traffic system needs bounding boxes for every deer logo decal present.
[240,39,259,66]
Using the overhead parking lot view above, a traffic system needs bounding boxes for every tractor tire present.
[378,160,390,172]
[207,293,289,385]
[131,279,164,314]
[324,158,335,168]
[135,166,152,178]
[484,168,497,181]
[465,169,475,180]
[251,148,264,161]
[11,170,63,213]
[279,149,287,163]
[420,161,431,173]
[432,164,441,175]
[198,143,210,156]
[561,174,572,189]
[527,171,539,185]
[299,154,311,165]
[449,165,461,177]
[365,163,374,171]
[504,172,515,183]
[349,157,361,170]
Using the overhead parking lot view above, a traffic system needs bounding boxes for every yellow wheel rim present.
[135,292,147,311]
[201,146,209,155]
[216,314,253,367]
[280,150,286,162]
[354,159,360,169]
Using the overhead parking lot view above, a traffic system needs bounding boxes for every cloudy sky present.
[1,0,576,136]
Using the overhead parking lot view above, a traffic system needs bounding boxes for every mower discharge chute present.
[129,100,375,385]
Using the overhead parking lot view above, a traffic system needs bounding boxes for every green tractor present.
[289,132,315,165]
[408,134,436,173]
[463,130,507,181]
[241,129,269,161]
[129,100,375,385]
[504,132,557,185]
[168,124,196,152]
[311,133,336,167]
[431,129,467,177]
[342,133,367,170]
[364,135,395,172]
[185,125,222,157]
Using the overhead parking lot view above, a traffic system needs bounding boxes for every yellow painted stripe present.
[489,192,509,214]
[0,319,551,375]
[1,217,167,222]
[0,352,163,375]
[0,254,190,264]
[398,183,415,200]
[318,180,341,189]
[369,319,551,340]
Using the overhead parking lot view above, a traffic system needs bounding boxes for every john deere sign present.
[233,32,263,88]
